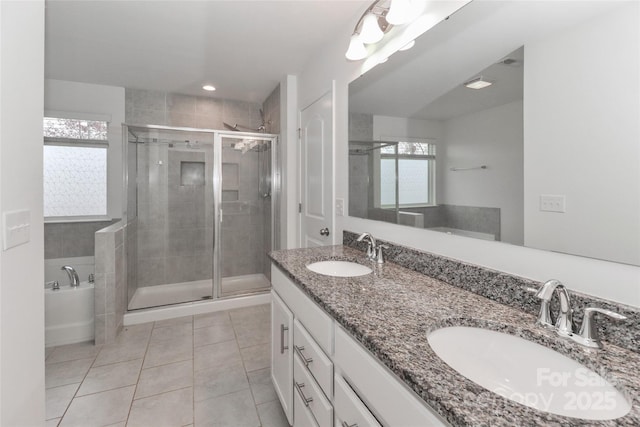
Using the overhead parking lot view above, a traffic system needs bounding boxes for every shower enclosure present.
[124,124,278,310]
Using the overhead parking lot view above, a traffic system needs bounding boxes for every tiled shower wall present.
[94,221,127,344]
[44,220,118,259]
[125,89,264,131]
[262,84,280,135]
[135,143,214,287]
[348,113,374,219]
[126,88,277,292]
[220,144,265,279]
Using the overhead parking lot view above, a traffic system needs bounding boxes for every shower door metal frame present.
[213,130,279,300]
[123,123,279,308]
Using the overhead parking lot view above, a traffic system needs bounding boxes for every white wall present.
[524,4,640,266]
[442,100,524,244]
[44,79,126,220]
[280,75,299,249]
[0,1,46,425]
[372,115,443,142]
[296,3,640,307]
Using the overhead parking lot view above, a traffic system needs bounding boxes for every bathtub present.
[45,281,94,347]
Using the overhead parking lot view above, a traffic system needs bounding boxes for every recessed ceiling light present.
[202,85,216,91]
[464,76,493,90]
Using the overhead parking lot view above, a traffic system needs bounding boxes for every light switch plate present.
[2,209,31,250]
[336,198,344,216]
[540,195,566,213]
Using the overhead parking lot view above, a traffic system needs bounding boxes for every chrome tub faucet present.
[61,265,80,288]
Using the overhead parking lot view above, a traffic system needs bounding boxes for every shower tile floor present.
[44,304,288,427]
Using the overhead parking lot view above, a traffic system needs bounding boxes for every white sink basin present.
[306,260,372,277]
[427,326,631,420]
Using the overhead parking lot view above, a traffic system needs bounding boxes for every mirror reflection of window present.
[379,141,436,208]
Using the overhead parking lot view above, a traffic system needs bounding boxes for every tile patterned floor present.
[45,304,289,427]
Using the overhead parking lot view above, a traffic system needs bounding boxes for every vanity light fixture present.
[360,11,385,44]
[386,0,413,25]
[202,85,216,91]
[345,0,419,61]
[463,76,493,90]
[345,34,368,61]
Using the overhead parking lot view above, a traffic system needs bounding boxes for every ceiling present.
[45,0,369,104]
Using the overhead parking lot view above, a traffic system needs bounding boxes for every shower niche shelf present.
[222,162,239,201]
[180,161,205,186]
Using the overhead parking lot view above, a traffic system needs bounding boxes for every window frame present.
[43,113,112,223]
[375,138,437,209]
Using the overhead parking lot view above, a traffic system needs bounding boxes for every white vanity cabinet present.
[271,290,294,424]
[334,326,449,427]
[334,374,382,427]
[271,263,449,427]
[272,265,334,427]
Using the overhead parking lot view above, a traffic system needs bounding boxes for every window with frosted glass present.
[43,117,108,140]
[43,117,109,218]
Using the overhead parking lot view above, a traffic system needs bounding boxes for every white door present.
[300,90,334,248]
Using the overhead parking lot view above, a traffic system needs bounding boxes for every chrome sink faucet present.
[356,232,389,264]
[356,232,377,260]
[535,279,626,348]
[535,279,574,337]
[61,265,80,288]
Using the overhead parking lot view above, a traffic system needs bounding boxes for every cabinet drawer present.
[334,374,381,427]
[294,353,333,427]
[334,326,449,427]
[294,319,333,399]
[294,380,320,427]
[272,264,333,354]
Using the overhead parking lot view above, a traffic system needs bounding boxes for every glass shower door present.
[216,134,275,298]
[127,126,215,309]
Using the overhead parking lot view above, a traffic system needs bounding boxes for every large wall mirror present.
[348,0,639,266]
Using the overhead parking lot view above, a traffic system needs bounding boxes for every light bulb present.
[386,0,413,25]
[360,12,384,44]
[345,34,367,61]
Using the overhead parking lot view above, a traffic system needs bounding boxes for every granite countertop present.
[269,245,640,427]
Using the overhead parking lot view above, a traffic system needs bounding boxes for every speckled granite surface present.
[344,231,640,354]
[269,244,640,427]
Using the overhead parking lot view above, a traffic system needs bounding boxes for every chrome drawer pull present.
[294,381,313,407]
[294,345,313,367]
[280,324,289,354]
[342,422,358,427]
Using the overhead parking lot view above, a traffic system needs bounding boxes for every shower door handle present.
[319,228,330,236]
